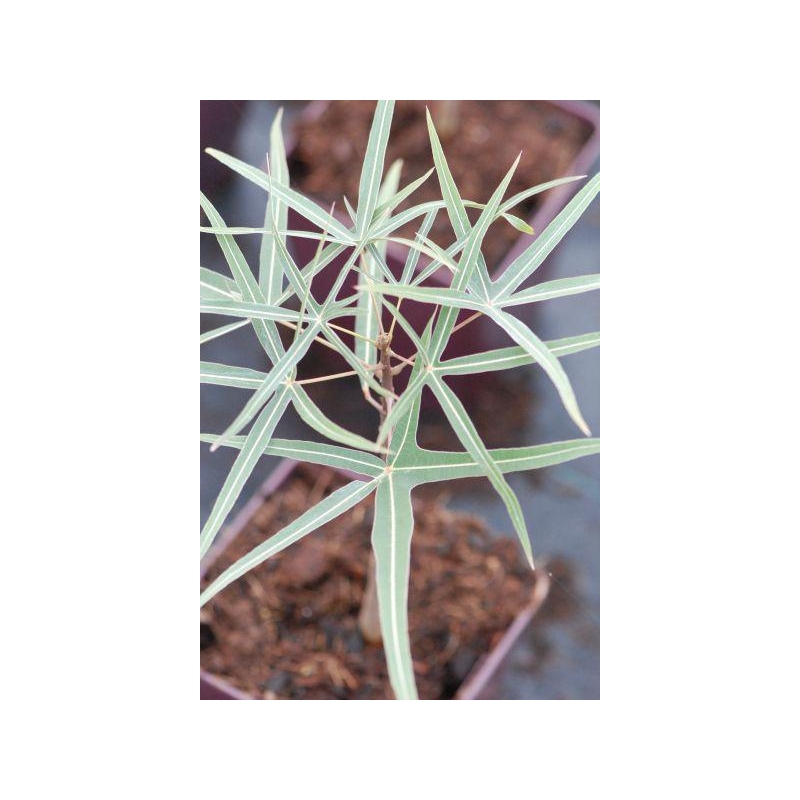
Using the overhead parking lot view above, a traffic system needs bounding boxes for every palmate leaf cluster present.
[200,101,600,699]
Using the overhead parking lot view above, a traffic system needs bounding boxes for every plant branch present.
[294,369,359,386]
[450,310,483,335]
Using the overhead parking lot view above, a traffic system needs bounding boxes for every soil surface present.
[289,100,593,270]
[201,465,537,699]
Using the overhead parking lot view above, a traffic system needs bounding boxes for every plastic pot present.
[200,459,550,700]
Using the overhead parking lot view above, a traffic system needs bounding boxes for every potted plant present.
[200,101,600,699]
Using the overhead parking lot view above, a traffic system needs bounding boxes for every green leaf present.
[356,101,395,240]
[395,438,601,483]
[200,319,249,345]
[205,148,354,243]
[461,201,532,234]
[199,193,284,363]
[499,274,600,307]
[200,387,292,558]
[377,369,427,449]
[498,212,533,234]
[371,472,417,699]
[259,108,289,300]
[369,200,443,240]
[355,146,400,381]
[425,108,492,296]
[438,332,600,375]
[499,175,585,215]
[201,478,378,605]
[200,298,313,323]
[343,196,358,226]
[199,434,385,478]
[381,299,433,364]
[371,167,434,223]
[378,159,404,204]
[492,173,600,299]
[200,266,241,300]
[378,320,432,452]
[430,154,521,359]
[383,234,461,275]
[290,384,388,455]
[200,362,266,389]
[428,373,533,568]
[353,154,403,376]
[210,321,322,453]
[363,282,486,314]
[486,308,591,436]
[399,208,437,284]
[201,226,351,244]
[355,252,381,386]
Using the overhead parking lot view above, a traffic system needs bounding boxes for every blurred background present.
[201,100,600,699]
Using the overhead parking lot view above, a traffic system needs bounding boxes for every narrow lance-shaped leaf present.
[205,148,354,243]
[199,193,283,363]
[425,107,492,297]
[499,274,600,308]
[378,159,403,205]
[200,266,241,299]
[200,298,316,323]
[343,196,357,226]
[201,479,378,605]
[274,241,348,307]
[394,438,601,484]
[200,362,266,389]
[200,387,292,559]
[371,167,435,223]
[199,434,385,478]
[371,473,418,700]
[355,100,395,240]
[486,307,591,436]
[210,321,322,453]
[201,226,351,244]
[379,318,433,459]
[372,300,433,447]
[462,201,532,234]
[363,282,487,314]
[492,173,600,299]
[430,154,521,360]
[355,160,401,388]
[290,384,388,455]
[259,108,289,300]
[429,373,534,568]
[438,332,600,376]
[400,207,437,284]
[499,175,586,215]
[200,319,249,345]
[354,252,381,390]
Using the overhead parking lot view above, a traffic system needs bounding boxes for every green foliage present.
[200,102,600,699]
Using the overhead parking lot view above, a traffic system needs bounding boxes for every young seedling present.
[200,101,600,699]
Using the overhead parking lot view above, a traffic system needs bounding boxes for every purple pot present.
[200,460,550,700]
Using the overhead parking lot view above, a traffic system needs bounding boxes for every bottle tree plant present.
[200,101,600,700]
